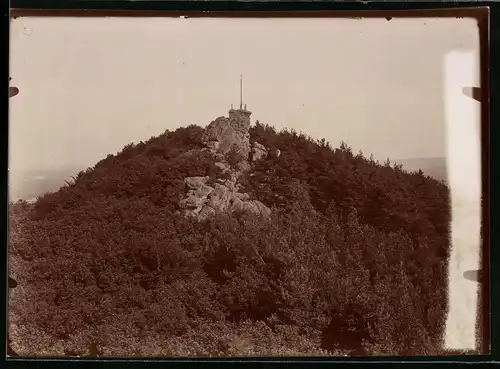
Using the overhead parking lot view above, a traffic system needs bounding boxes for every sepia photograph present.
[8,11,487,358]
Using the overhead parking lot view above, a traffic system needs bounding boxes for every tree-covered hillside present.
[8,122,451,357]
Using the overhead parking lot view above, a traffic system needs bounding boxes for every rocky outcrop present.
[179,108,274,221]
[201,109,252,159]
[179,174,271,221]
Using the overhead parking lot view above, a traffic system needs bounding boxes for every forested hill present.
[9,122,451,357]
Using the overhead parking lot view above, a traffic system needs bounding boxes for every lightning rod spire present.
[240,74,243,110]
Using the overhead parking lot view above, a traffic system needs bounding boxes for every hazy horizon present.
[9,16,479,175]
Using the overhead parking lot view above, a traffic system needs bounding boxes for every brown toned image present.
[8,9,488,359]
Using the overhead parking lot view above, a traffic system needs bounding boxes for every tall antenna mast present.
[240,74,243,110]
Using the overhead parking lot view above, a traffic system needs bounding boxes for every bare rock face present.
[201,109,252,159]
[236,160,251,174]
[184,176,210,191]
[181,175,270,221]
[179,176,214,211]
[252,141,268,161]
[232,198,272,218]
[215,162,231,174]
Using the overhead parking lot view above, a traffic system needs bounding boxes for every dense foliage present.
[9,123,451,357]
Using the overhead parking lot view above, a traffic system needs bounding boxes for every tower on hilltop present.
[229,74,251,132]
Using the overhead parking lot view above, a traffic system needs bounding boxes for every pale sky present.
[9,16,479,173]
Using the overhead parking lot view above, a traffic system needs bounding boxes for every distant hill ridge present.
[395,157,447,182]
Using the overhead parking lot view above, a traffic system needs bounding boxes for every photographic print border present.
[4,1,497,367]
